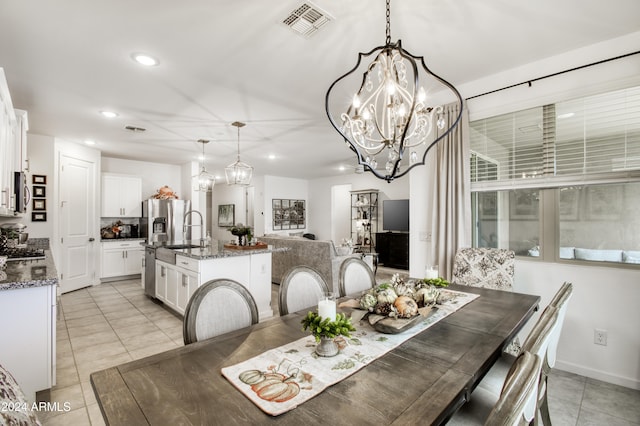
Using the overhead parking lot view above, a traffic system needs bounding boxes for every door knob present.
[89,237,95,242]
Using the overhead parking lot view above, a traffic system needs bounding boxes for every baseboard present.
[555,360,640,390]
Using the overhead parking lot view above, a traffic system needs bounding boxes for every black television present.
[382,199,409,232]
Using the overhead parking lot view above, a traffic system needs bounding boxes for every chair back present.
[183,279,258,345]
[279,266,329,315]
[338,257,375,297]
[520,306,559,362]
[546,282,573,369]
[485,351,542,425]
[452,248,515,290]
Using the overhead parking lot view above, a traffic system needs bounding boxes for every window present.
[470,86,640,265]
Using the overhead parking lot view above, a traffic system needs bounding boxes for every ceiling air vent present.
[125,125,146,132]
[282,2,332,38]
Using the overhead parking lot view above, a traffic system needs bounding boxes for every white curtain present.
[429,102,471,280]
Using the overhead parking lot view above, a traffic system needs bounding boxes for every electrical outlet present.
[594,329,608,346]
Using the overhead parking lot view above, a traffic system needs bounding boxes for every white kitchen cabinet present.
[14,109,28,172]
[100,240,144,279]
[101,173,142,217]
[0,284,56,403]
[156,261,168,302]
[174,254,200,315]
[0,68,17,216]
[164,265,179,311]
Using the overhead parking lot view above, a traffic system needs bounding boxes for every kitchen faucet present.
[183,209,205,248]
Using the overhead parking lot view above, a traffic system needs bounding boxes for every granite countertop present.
[171,245,289,261]
[101,237,145,243]
[0,249,58,291]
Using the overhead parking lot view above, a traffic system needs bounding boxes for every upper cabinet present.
[101,173,142,217]
[0,68,27,217]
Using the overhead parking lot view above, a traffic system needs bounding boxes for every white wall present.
[211,183,247,243]
[454,31,640,389]
[101,157,182,201]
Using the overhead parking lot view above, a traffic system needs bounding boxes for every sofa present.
[258,235,359,294]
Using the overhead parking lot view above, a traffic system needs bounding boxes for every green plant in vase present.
[301,312,356,357]
[228,223,252,246]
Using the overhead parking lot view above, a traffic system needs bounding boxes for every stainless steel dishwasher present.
[144,246,157,297]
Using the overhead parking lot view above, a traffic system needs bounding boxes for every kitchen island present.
[0,246,57,403]
[150,243,287,320]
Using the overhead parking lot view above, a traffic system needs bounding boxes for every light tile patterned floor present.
[40,274,640,425]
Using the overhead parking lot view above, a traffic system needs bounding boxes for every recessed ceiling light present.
[268,154,276,160]
[131,53,159,67]
[84,140,96,145]
[100,110,119,118]
[339,165,346,171]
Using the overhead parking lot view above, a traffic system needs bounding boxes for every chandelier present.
[225,121,253,186]
[325,0,463,182]
[193,139,215,192]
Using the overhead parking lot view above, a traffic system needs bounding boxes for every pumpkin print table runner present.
[221,289,479,416]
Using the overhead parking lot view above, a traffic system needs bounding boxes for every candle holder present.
[425,265,439,279]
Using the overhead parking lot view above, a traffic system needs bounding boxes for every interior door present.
[59,151,98,293]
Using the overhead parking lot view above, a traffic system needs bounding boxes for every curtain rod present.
[465,50,640,101]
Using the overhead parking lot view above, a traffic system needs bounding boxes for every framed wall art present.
[33,185,46,198]
[33,199,46,211]
[218,204,235,227]
[32,212,47,222]
[32,174,47,184]
[272,199,305,230]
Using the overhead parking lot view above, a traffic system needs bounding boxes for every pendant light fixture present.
[225,121,253,186]
[193,139,215,192]
[325,0,463,182]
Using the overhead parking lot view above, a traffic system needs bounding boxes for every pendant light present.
[325,0,463,182]
[193,139,215,192]
[225,121,253,186]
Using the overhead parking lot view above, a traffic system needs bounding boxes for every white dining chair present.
[338,256,375,297]
[484,351,543,426]
[449,306,558,425]
[183,279,258,345]
[279,266,329,316]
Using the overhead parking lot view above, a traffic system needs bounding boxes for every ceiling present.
[1,0,639,181]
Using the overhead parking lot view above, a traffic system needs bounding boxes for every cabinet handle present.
[180,261,188,266]
[122,251,125,259]
[182,275,188,286]
[161,266,165,277]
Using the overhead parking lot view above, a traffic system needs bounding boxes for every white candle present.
[318,297,336,322]
[425,266,438,279]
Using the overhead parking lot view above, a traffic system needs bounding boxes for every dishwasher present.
[144,246,157,297]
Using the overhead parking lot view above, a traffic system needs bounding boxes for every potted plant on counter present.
[228,223,252,246]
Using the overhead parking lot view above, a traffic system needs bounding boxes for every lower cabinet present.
[155,257,199,315]
[101,240,144,279]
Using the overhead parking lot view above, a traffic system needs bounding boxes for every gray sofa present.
[258,235,358,293]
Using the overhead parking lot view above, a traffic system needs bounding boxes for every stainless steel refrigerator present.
[141,199,192,297]
[141,199,192,245]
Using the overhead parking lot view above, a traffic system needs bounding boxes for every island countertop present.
[167,244,289,261]
[0,250,58,291]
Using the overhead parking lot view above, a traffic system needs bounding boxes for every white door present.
[59,151,98,293]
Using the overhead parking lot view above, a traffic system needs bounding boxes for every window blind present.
[470,85,640,190]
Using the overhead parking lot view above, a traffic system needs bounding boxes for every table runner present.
[221,289,479,416]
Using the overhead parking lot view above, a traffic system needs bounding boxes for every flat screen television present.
[382,199,409,232]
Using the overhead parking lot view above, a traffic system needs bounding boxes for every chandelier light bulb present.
[353,94,361,109]
[418,87,426,103]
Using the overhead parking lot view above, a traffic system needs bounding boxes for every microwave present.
[14,172,30,213]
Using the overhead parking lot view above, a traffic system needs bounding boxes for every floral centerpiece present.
[358,273,449,319]
[228,223,252,246]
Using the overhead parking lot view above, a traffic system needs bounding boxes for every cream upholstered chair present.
[484,351,543,426]
[338,257,375,297]
[183,279,258,345]
[449,306,558,425]
[452,248,515,290]
[279,266,329,316]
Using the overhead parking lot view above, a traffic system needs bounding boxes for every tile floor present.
[39,274,640,425]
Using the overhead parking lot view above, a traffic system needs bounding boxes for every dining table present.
[90,284,539,425]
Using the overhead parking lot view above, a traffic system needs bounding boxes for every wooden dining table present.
[90,284,539,425]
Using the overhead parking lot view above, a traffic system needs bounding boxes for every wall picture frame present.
[32,174,47,184]
[33,185,46,198]
[32,212,47,222]
[33,199,46,211]
[272,199,305,230]
[218,204,235,227]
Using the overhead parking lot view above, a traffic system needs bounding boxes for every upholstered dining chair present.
[452,247,515,290]
[484,351,543,426]
[183,279,258,345]
[338,257,376,297]
[449,306,558,425]
[279,266,329,316]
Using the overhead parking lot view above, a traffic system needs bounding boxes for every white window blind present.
[470,85,640,189]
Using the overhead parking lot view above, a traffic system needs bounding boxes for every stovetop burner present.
[0,247,46,261]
